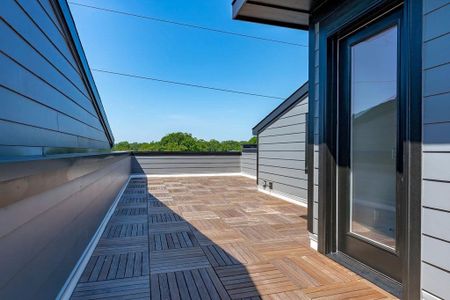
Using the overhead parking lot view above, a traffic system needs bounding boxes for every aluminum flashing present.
[252,81,309,135]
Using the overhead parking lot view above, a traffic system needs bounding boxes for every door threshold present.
[328,252,402,298]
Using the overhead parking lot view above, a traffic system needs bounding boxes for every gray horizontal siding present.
[0,0,110,156]
[421,3,450,299]
[132,155,241,175]
[241,152,256,177]
[0,154,130,299]
[258,97,308,205]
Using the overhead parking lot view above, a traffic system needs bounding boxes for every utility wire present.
[92,68,285,100]
[69,2,308,48]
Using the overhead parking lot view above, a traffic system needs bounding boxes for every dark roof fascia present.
[56,0,115,146]
[252,81,308,135]
[232,0,327,30]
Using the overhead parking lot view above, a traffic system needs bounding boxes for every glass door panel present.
[350,26,398,249]
[337,8,403,282]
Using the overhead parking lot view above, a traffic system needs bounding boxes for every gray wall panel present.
[423,62,450,96]
[422,235,450,272]
[423,32,450,69]
[423,121,450,151]
[0,20,94,114]
[423,152,450,181]
[0,57,100,129]
[132,154,241,175]
[423,93,450,124]
[423,180,450,211]
[240,150,256,177]
[421,4,449,297]
[16,0,78,69]
[1,1,82,87]
[258,97,308,204]
[0,87,59,130]
[258,178,308,201]
[0,154,131,299]
[0,0,111,156]
[423,3,450,41]
[259,157,305,170]
[422,208,450,242]
[259,133,306,144]
[259,123,306,137]
[259,150,305,161]
[423,0,448,13]
[38,0,64,32]
[421,262,450,298]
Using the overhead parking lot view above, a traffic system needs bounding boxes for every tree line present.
[113,132,257,152]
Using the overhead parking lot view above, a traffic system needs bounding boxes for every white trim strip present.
[56,176,131,300]
[240,173,257,180]
[309,233,318,251]
[131,172,244,178]
[257,187,307,208]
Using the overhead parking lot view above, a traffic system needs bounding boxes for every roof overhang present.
[232,0,319,30]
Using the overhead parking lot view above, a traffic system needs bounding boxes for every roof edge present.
[252,81,309,135]
[56,0,115,146]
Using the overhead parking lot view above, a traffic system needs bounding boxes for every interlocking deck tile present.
[150,247,211,274]
[80,251,149,283]
[149,231,199,251]
[215,263,299,299]
[72,276,150,299]
[103,222,147,238]
[71,176,397,300]
[151,268,229,300]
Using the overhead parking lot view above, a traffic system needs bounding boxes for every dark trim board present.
[312,0,422,298]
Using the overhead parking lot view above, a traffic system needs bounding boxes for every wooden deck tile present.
[72,276,150,300]
[71,176,397,300]
[150,247,211,274]
[215,263,299,299]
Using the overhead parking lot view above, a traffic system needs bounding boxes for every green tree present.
[112,141,131,151]
[112,132,257,152]
[247,136,257,144]
[159,132,198,151]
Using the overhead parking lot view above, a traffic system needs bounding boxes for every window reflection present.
[350,26,398,249]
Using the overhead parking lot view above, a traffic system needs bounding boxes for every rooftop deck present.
[71,176,396,299]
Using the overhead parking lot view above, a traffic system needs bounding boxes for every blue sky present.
[69,0,308,142]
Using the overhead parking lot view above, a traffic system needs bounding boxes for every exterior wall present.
[0,0,111,157]
[131,153,242,175]
[0,154,131,299]
[258,97,308,204]
[241,147,257,178]
[421,2,450,299]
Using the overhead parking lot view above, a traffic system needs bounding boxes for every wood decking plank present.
[71,176,397,300]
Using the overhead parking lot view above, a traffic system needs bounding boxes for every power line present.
[68,2,308,48]
[92,68,285,100]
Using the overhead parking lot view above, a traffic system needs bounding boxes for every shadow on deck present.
[71,176,395,299]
